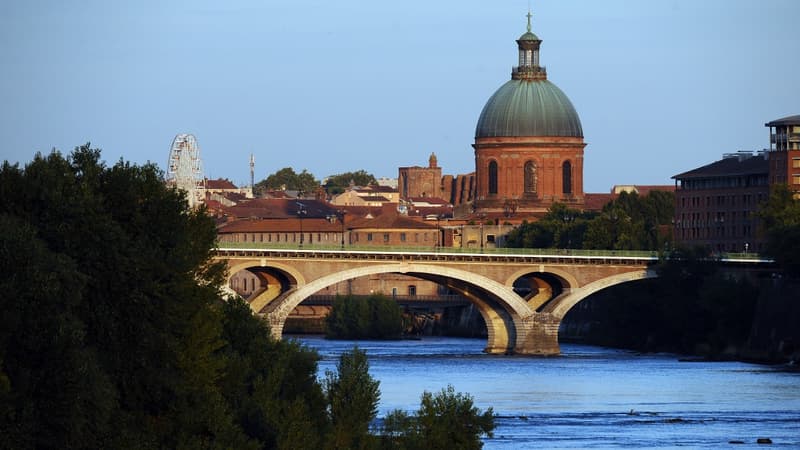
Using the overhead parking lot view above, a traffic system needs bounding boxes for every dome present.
[475,79,583,138]
[518,31,539,41]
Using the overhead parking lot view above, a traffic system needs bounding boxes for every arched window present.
[524,160,537,194]
[488,161,498,194]
[562,161,572,194]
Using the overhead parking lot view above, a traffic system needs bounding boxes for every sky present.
[1,0,798,193]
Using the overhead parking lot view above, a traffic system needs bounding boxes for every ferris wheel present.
[166,133,205,207]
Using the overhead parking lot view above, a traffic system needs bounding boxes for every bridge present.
[214,246,769,355]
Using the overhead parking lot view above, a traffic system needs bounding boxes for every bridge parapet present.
[215,247,660,266]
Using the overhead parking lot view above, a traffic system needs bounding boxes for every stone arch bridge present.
[214,247,674,355]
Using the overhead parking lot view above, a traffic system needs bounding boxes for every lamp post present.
[338,209,347,250]
[478,213,486,253]
[296,202,307,248]
[435,214,441,250]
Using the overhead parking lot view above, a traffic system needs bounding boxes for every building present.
[472,12,585,214]
[766,115,800,193]
[330,185,400,207]
[672,152,769,253]
[398,153,444,200]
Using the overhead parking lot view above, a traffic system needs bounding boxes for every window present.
[383,233,390,243]
[562,161,572,194]
[488,161,498,194]
[793,175,800,185]
[400,233,406,242]
[792,158,800,169]
[367,233,373,241]
[408,285,417,296]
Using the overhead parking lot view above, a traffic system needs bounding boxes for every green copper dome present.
[518,31,539,41]
[475,79,583,138]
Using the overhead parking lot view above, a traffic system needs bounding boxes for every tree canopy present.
[254,167,319,196]
[505,191,674,251]
[758,184,800,276]
[0,146,495,448]
[324,170,377,195]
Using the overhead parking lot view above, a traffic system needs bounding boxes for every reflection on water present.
[294,335,800,448]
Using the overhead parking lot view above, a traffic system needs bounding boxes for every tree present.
[381,385,495,450]
[326,294,403,339]
[325,170,377,195]
[583,191,674,251]
[323,347,380,450]
[758,184,800,275]
[505,203,594,249]
[0,147,251,448]
[218,297,329,450]
[254,167,319,196]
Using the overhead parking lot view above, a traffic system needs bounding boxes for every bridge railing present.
[215,241,774,263]
[215,241,662,258]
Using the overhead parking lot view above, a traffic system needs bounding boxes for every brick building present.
[672,152,768,253]
[766,115,800,193]
[398,153,444,200]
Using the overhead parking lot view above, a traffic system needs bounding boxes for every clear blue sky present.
[1,0,797,193]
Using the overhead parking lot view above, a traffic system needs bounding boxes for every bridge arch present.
[226,260,306,287]
[504,266,579,291]
[262,263,535,354]
[542,269,657,320]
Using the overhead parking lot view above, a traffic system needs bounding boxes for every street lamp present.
[338,209,347,250]
[435,214,441,250]
[478,213,487,253]
[296,202,307,248]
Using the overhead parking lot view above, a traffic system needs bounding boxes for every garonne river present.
[295,335,800,448]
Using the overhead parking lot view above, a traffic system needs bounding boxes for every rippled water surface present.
[294,336,800,448]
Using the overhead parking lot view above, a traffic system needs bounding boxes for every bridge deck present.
[216,245,772,266]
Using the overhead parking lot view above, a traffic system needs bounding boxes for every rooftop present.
[765,115,800,127]
[672,154,768,180]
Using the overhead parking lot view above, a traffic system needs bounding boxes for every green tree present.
[326,294,403,339]
[583,191,674,251]
[758,184,800,275]
[0,214,116,449]
[0,147,250,448]
[381,385,495,450]
[218,297,328,449]
[254,167,319,196]
[325,170,377,195]
[323,347,380,450]
[505,203,594,249]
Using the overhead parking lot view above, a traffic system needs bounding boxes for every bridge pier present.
[512,313,561,356]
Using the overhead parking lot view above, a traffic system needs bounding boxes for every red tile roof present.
[205,178,238,189]
[218,217,342,233]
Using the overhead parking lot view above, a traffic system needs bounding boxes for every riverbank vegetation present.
[0,147,494,449]
[325,294,405,340]
[563,248,759,357]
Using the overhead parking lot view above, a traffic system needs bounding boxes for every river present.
[293,335,800,448]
